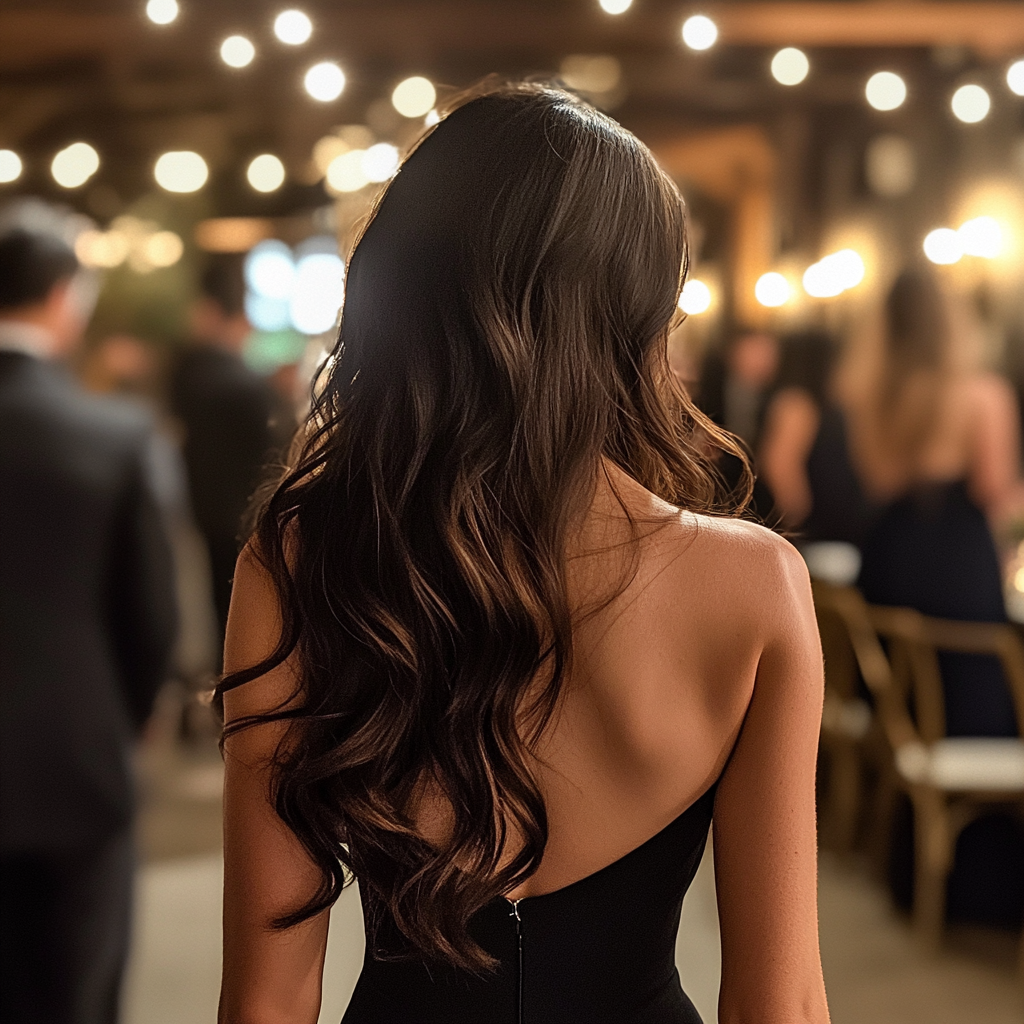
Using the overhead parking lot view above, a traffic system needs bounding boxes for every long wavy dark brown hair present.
[218,81,749,971]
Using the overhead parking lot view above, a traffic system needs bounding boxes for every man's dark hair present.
[200,254,246,318]
[0,228,79,311]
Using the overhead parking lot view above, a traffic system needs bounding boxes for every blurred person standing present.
[0,226,178,1023]
[168,255,293,647]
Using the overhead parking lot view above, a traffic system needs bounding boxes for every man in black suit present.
[168,255,292,645]
[0,226,178,1023]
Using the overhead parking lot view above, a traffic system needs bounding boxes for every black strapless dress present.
[341,784,717,1023]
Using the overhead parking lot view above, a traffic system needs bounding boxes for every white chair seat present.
[895,738,1024,791]
[821,694,872,740]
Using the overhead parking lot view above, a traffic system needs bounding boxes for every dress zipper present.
[509,898,523,1024]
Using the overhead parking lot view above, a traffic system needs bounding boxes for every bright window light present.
[755,272,791,308]
[274,9,312,45]
[1008,60,1024,97]
[154,151,208,192]
[923,228,963,265]
[220,35,255,68]
[865,71,907,111]
[145,0,178,26]
[771,48,809,86]
[247,154,286,193]
[392,77,437,118]
[682,15,718,51]
[678,279,712,315]
[290,253,345,335]
[361,143,399,183]
[245,240,295,299]
[951,84,991,123]
[325,150,368,192]
[0,149,22,184]
[51,143,100,189]
[958,216,1002,258]
[304,62,345,102]
[599,0,632,12]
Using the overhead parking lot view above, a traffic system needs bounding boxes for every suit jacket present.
[0,351,177,851]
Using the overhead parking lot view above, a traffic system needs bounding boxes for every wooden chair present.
[866,606,1024,950]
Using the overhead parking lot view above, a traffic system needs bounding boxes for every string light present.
[361,143,399,182]
[154,151,208,192]
[0,150,22,184]
[145,0,179,26]
[304,62,345,102]
[755,272,791,307]
[678,279,712,314]
[599,0,632,13]
[771,48,809,86]
[325,150,369,192]
[865,71,907,111]
[958,216,1002,258]
[247,154,286,192]
[392,77,437,118]
[1008,60,1024,97]
[274,9,312,45]
[220,35,255,68]
[290,253,345,334]
[681,15,718,51]
[143,231,184,268]
[51,143,100,189]
[923,228,962,265]
[951,84,990,123]
[802,250,864,298]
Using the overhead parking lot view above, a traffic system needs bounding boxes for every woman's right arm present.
[713,535,830,1024]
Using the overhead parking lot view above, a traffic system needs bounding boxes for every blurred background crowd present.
[1,2,1023,1022]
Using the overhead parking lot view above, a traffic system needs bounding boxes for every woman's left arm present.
[219,547,330,1024]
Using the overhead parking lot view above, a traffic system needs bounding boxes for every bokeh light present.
[958,216,1002,258]
[220,36,255,68]
[145,0,178,26]
[290,253,345,335]
[771,48,810,86]
[1008,60,1024,97]
[865,134,916,197]
[51,142,100,189]
[599,0,632,13]
[245,240,295,300]
[274,9,312,45]
[0,150,23,184]
[865,71,907,111]
[143,230,184,268]
[951,84,991,123]
[424,109,441,127]
[304,62,345,102]
[802,250,864,298]
[361,143,399,183]
[247,154,286,192]
[678,279,712,314]
[681,15,718,51]
[560,55,622,94]
[154,150,208,192]
[923,227,963,265]
[392,77,437,118]
[74,229,130,269]
[325,150,369,192]
[755,272,791,307]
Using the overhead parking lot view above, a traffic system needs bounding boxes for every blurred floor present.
[124,726,1022,1024]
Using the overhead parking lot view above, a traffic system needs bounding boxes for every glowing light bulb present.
[771,48,809,86]
[951,84,990,123]
[682,15,717,51]
[274,9,312,45]
[923,228,963,265]
[0,149,22,184]
[220,35,255,68]
[599,0,632,12]
[154,151,208,193]
[247,154,286,193]
[1008,60,1024,97]
[678,279,712,315]
[51,142,100,189]
[145,0,178,26]
[391,77,437,118]
[755,272,791,308]
[866,71,907,111]
[304,62,345,102]
[958,216,1002,258]
[361,143,399,183]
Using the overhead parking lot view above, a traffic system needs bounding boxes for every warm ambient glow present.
[392,77,437,118]
[143,231,184,268]
[220,36,255,68]
[865,71,907,111]
[0,150,22,184]
[951,84,991,123]
[424,109,441,127]
[802,250,864,299]
[247,154,286,192]
[599,0,633,13]
[681,15,718,52]
[1008,60,1024,97]
[154,151,208,192]
[51,142,100,189]
[678,279,712,315]
[274,9,312,45]
[145,0,178,26]
[771,48,809,87]
[755,272,791,308]
[923,228,962,265]
[75,229,130,268]
[361,143,399,183]
[304,62,345,102]
[958,216,1003,258]
[560,55,622,95]
[325,150,368,193]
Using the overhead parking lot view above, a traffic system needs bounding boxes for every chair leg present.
[912,787,952,950]
[868,763,900,880]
